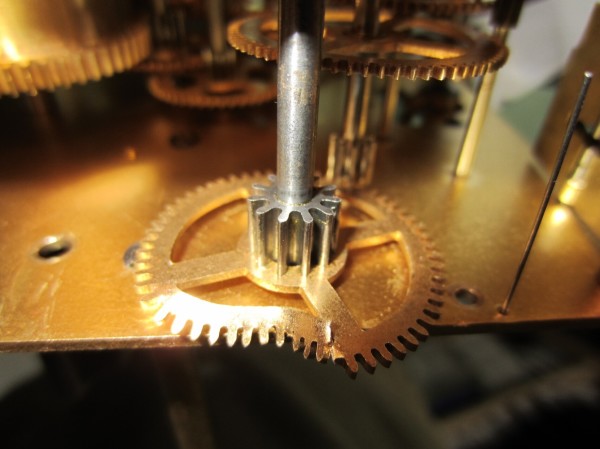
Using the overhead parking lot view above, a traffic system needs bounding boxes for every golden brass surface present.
[0,73,599,361]
[0,0,151,97]
[134,174,442,374]
[227,11,508,80]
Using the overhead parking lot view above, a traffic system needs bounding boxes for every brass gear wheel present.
[395,0,495,16]
[0,20,151,97]
[330,0,495,17]
[135,47,207,74]
[134,174,445,375]
[227,10,508,80]
[147,71,277,109]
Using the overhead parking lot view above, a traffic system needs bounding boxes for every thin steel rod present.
[500,72,593,315]
[276,0,325,204]
[341,0,380,142]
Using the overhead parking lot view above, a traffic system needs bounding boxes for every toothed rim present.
[134,174,445,375]
[135,47,207,74]
[0,20,151,97]
[227,12,508,81]
[328,0,495,16]
[146,73,277,109]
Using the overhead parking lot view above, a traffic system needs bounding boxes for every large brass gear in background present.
[227,9,508,80]
[134,174,445,375]
[0,20,151,97]
[0,0,152,97]
[134,47,207,74]
[331,0,496,17]
[146,70,277,109]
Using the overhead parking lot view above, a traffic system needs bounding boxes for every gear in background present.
[227,9,508,80]
[146,66,277,108]
[134,174,445,375]
[134,47,207,74]
[0,20,151,97]
[329,0,496,17]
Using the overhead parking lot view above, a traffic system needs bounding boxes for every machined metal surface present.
[275,0,324,205]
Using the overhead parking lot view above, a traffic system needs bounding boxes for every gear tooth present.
[372,348,393,368]
[153,303,171,324]
[135,272,152,283]
[397,334,419,352]
[241,326,253,347]
[291,335,302,352]
[315,342,327,362]
[208,325,222,345]
[356,353,377,374]
[428,298,444,308]
[136,284,153,295]
[258,325,270,345]
[338,356,359,375]
[189,320,204,341]
[385,342,406,361]
[275,328,285,347]
[170,314,188,335]
[409,323,429,341]
[430,286,445,296]
[226,325,239,347]
[423,308,441,320]
[303,341,313,359]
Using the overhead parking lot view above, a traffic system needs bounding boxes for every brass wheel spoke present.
[345,219,397,250]
[166,250,247,289]
[302,276,358,327]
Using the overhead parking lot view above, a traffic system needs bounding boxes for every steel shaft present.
[276,0,325,205]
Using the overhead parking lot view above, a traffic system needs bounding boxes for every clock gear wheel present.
[227,9,508,80]
[146,67,277,108]
[134,174,445,375]
[135,47,207,74]
[330,0,495,17]
[0,20,151,97]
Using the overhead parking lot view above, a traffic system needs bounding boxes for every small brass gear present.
[227,10,508,80]
[134,174,445,375]
[135,47,207,74]
[0,20,151,97]
[147,70,277,108]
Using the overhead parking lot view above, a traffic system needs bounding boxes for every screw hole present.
[454,287,482,306]
[36,235,73,261]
